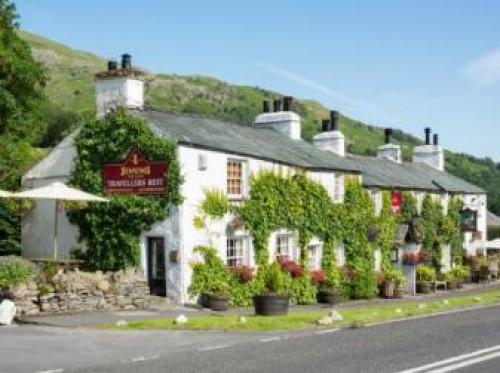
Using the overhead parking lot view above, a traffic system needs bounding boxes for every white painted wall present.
[95,77,144,118]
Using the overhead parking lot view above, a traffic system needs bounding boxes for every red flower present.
[229,265,254,283]
[402,251,428,265]
[278,257,305,278]
[311,270,327,284]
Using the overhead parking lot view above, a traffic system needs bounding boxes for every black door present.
[147,237,166,296]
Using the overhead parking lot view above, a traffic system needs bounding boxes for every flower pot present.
[200,292,210,308]
[317,290,340,304]
[447,280,458,290]
[207,294,229,311]
[417,281,431,294]
[457,280,464,289]
[384,281,395,298]
[254,294,289,316]
[393,287,405,299]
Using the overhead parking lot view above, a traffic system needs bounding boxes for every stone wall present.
[1,268,150,315]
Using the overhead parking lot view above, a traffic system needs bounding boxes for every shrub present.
[0,256,36,288]
[384,267,406,287]
[261,262,287,295]
[416,264,436,282]
[286,274,317,305]
[448,265,469,280]
[188,246,230,299]
[229,265,254,283]
[311,269,326,284]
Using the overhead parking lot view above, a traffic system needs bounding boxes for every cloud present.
[255,61,388,119]
[461,49,500,87]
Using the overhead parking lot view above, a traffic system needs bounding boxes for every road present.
[2,304,500,373]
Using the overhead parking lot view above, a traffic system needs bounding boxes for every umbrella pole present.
[54,200,59,260]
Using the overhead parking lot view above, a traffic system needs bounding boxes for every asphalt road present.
[3,304,500,373]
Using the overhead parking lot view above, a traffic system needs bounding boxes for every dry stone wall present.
[1,268,150,315]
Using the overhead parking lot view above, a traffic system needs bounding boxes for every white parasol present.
[14,182,108,259]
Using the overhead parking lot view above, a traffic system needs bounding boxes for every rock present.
[115,320,128,327]
[96,279,110,292]
[317,316,334,326]
[122,305,136,311]
[10,283,28,299]
[0,300,17,326]
[328,309,343,321]
[175,314,188,324]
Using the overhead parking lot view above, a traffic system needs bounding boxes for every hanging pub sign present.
[103,149,168,195]
[391,191,402,213]
[460,208,477,232]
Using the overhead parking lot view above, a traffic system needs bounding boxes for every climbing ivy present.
[420,194,444,270]
[68,109,182,271]
[376,191,398,272]
[443,197,465,264]
[400,191,418,223]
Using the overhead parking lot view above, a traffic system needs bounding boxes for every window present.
[227,159,243,197]
[276,234,293,260]
[333,174,344,202]
[226,236,248,266]
[308,244,321,270]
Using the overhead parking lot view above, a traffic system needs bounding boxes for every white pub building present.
[21,55,487,303]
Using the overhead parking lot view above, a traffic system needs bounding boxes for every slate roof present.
[487,211,500,228]
[142,109,361,173]
[348,155,484,194]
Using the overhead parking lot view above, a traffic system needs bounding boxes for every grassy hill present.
[20,31,500,214]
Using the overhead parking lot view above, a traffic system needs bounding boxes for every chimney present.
[255,96,301,140]
[413,127,444,171]
[312,110,345,157]
[262,99,270,113]
[95,53,145,118]
[273,98,282,112]
[377,128,402,163]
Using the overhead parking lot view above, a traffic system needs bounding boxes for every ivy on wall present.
[376,191,398,272]
[68,109,182,271]
[420,194,444,270]
[443,197,465,264]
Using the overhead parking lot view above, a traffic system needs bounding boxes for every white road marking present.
[36,370,64,373]
[427,350,500,372]
[132,356,146,362]
[259,336,282,342]
[198,344,232,351]
[315,328,340,334]
[396,344,500,373]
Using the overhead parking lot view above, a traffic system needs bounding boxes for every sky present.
[14,0,500,160]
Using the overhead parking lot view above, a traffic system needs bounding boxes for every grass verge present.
[103,289,500,331]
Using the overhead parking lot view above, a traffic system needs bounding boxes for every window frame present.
[226,235,250,267]
[226,158,246,199]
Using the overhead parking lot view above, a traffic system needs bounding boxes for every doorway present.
[147,237,166,296]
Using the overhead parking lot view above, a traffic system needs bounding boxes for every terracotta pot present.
[207,294,229,311]
[254,294,289,316]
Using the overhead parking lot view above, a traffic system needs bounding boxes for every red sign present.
[391,191,402,213]
[103,149,168,195]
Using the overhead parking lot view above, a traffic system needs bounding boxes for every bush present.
[188,246,230,298]
[261,262,287,295]
[384,267,406,287]
[416,264,436,282]
[0,256,36,288]
[448,265,469,280]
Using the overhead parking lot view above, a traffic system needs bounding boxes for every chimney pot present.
[385,128,393,144]
[330,110,339,131]
[273,98,282,112]
[283,96,293,111]
[424,127,431,145]
[321,119,330,132]
[108,60,117,71]
[433,133,439,146]
[121,53,132,69]
[262,100,270,113]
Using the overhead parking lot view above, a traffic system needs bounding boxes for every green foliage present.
[420,195,444,270]
[68,110,182,271]
[200,189,230,219]
[416,264,436,282]
[376,192,398,272]
[384,266,406,287]
[188,246,230,297]
[285,273,317,305]
[448,265,469,280]
[239,171,341,265]
[444,197,465,264]
[400,191,418,223]
[261,262,287,295]
[0,256,36,287]
[342,181,378,299]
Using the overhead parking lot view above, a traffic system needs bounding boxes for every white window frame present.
[275,233,296,261]
[226,158,248,200]
[307,244,322,270]
[226,235,250,267]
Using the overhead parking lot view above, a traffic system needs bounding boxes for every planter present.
[417,281,431,294]
[457,280,464,289]
[254,294,289,316]
[447,280,459,290]
[384,281,395,298]
[200,292,210,308]
[317,290,341,305]
[393,287,405,299]
[207,294,229,311]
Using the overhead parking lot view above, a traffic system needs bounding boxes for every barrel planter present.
[207,294,229,311]
[317,290,341,305]
[417,281,431,294]
[200,292,210,308]
[393,287,405,299]
[254,294,289,316]
[384,281,395,298]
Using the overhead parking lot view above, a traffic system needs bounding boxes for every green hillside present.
[20,31,500,214]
